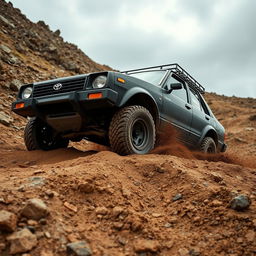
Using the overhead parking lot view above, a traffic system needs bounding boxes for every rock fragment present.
[249,114,256,121]
[210,172,223,183]
[0,210,17,232]
[95,206,108,215]
[78,182,94,193]
[64,202,78,213]
[62,61,79,72]
[112,206,124,218]
[66,241,92,256]
[21,198,49,220]
[122,188,132,199]
[172,193,183,201]
[9,79,22,91]
[7,228,37,254]
[27,220,38,226]
[45,190,55,198]
[229,194,251,211]
[245,230,255,242]
[210,199,223,207]
[178,248,189,256]
[0,111,13,126]
[0,44,11,53]
[133,239,160,253]
[0,15,15,28]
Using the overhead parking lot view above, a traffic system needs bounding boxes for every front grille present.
[33,77,86,98]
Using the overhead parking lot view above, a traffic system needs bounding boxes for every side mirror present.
[165,82,182,93]
[170,83,182,90]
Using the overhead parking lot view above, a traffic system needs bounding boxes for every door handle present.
[205,115,210,120]
[185,104,191,110]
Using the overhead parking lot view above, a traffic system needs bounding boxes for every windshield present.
[130,70,167,86]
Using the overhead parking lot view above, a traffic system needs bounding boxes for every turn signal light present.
[15,102,25,109]
[88,92,103,99]
[117,77,125,83]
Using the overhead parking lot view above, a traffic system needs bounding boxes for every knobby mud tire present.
[200,136,217,154]
[109,105,155,155]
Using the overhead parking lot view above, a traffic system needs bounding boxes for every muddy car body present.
[12,63,227,155]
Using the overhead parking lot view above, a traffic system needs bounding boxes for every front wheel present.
[109,106,155,155]
[200,137,217,154]
[24,117,69,151]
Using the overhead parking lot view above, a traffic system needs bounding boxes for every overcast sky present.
[9,0,256,97]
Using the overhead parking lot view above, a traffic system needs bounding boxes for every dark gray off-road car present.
[12,63,227,155]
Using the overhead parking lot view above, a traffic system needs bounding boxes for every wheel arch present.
[118,88,160,128]
[200,126,218,146]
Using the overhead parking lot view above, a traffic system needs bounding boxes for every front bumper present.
[12,88,118,133]
[12,88,118,118]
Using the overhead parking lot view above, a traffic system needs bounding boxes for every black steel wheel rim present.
[39,125,54,147]
[131,119,148,150]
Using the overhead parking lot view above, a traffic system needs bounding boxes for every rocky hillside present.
[0,0,111,138]
[0,1,256,256]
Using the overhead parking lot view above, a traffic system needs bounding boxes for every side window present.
[190,89,202,111]
[164,75,188,102]
[189,89,210,115]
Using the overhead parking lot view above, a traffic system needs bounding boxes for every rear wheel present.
[109,105,155,155]
[200,137,217,154]
[24,117,69,151]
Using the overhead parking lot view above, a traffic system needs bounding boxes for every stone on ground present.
[0,210,17,232]
[7,228,37,254]
[66,241,92,256]
[230,194,251,211]
[21,198,49,220]
[133,239,160,253]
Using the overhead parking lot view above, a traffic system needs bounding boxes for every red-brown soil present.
[0,1,255,255]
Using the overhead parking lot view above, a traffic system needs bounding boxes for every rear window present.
[130,70,166,86]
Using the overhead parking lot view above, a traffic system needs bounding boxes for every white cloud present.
[9,0,256,97]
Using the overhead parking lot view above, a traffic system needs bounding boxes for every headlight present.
[21,87,33,99]
[92,75,107,89]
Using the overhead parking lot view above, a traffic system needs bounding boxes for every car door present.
[161,73,193,142]
[188,88,214,145]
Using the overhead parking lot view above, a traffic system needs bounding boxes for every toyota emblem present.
[53,83,62,90]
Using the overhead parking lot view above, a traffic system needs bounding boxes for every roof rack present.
[121,63,205,94]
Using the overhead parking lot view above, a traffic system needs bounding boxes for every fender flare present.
[117,87,160,127]
[198,125,218,146]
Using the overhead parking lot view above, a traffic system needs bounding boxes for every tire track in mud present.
[151,125,256,168]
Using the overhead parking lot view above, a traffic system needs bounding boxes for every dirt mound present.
[0,142,256,255]
[0,1,256,255]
